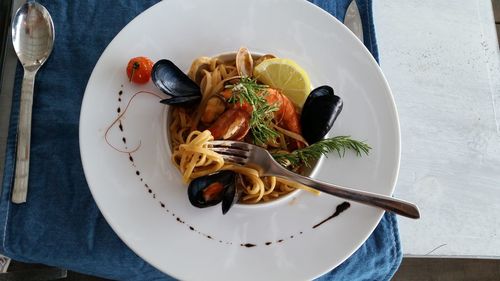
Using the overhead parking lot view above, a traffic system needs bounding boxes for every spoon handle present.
[12,70,37,204]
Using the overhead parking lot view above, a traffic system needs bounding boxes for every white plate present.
[79,0,400,280]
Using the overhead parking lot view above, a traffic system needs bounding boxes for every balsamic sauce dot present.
[117,107,121,113]
[160,202,165,208]
[148,189,152,193]
[128,155,134,162]
[122,137,127,144]
[145,184,149,187]
[189,226,194,231]
[312,202,351,229]
[265,242,272,246]
[118,123,123,132]
[135,171,140,176]
[277,239,284,243]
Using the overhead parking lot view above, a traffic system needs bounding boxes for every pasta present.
[169,50,319,204]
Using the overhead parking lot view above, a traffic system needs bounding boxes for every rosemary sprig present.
[227,77,279,145]
[272,136,371,167]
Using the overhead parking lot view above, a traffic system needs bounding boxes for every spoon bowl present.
[12,2,54,71]
[10,2,55,203]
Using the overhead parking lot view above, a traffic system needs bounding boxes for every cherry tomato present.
[126,56,154,84]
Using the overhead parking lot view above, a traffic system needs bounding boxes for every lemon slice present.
[254,58,311,107]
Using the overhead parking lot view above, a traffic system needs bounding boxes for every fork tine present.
[210,147,250,158]
[219,154,247,165]
[209,140,251,151]
[209,140,252,165]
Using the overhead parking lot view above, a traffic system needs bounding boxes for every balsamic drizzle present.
[114,88,351,248]
[312,202,351,229]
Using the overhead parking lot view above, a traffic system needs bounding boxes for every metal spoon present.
[11,2,54,203]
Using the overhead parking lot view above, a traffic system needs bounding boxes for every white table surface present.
[1,0,499,259]
[374,0,500,257]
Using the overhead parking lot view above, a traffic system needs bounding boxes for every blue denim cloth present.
[0,1,401,280]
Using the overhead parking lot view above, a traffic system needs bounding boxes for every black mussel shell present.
[221,174,244,214]
[151,59,202,98]
[160,95,201,106]
[188,171,236,210]
[300,86,343,144]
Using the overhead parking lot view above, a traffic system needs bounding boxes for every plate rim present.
[79,0,401,279]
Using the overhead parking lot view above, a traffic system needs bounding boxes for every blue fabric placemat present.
[0,0,401,280]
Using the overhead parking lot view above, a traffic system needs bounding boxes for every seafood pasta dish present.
[125,47,370,214]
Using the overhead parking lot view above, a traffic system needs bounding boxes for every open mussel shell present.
[300,85,343,144]
[151,59,202,99]
[160,95,200,106]
[188,171,239,214]
[221,173,244,214]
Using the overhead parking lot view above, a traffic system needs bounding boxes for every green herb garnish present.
[129,61,140,82]
[272,136,371,167]
[227,77,279,145]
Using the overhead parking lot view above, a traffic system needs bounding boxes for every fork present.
[210,140,420,219]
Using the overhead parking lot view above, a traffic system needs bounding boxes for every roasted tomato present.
[208,109,250,140]
[126,56,154,84]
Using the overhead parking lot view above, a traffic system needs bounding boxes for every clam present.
[187,56,213,84]
[235,47,253,77]
[254,54,276,66]
[151,59,202,105]
[300,86,343,144]
[187,171,242,214]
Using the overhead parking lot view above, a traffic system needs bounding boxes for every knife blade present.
[344,0,364,43]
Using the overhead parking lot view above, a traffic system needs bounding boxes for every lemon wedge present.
[254,58,311,107]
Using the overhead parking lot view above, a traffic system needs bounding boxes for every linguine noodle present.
[169,54,318,204]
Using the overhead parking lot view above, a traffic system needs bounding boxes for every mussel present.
[200,95,227,125]
[151,59,202,106]
[159,95,200,105]
[300,86,343,144]
[187,171,242,214]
